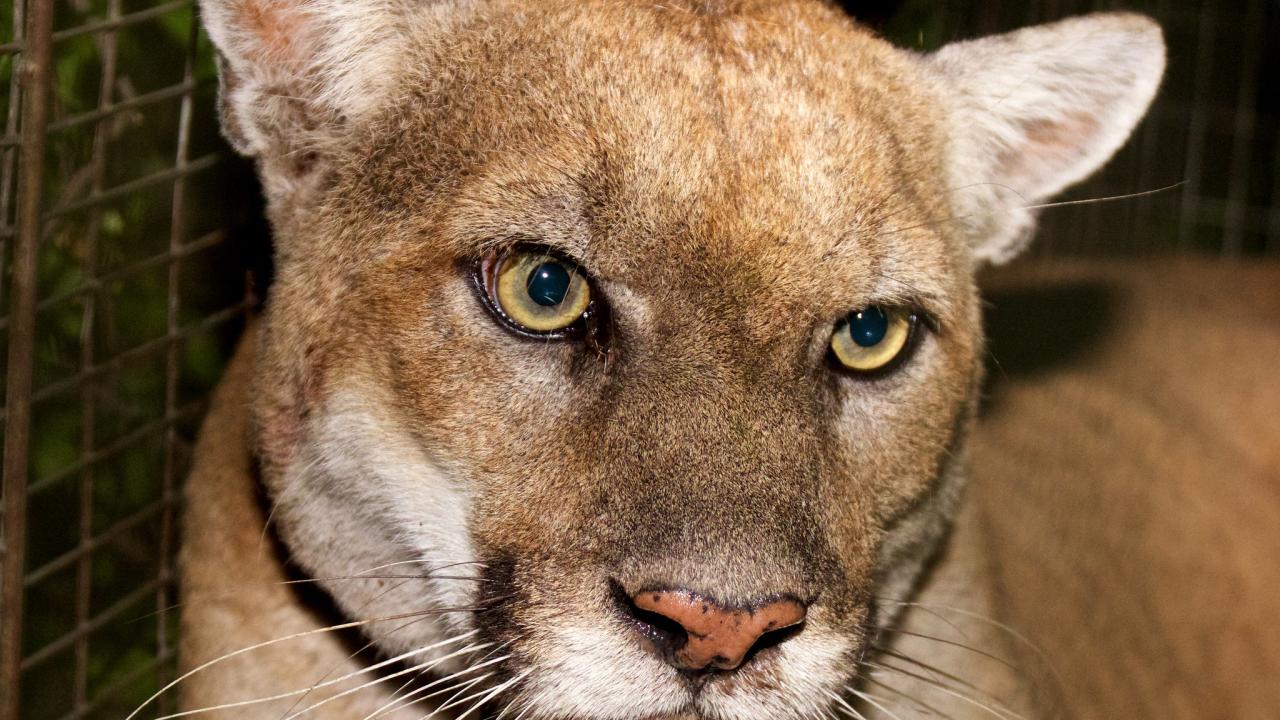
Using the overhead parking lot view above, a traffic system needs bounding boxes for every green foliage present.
[880,0,952,49]
[4,1,262,716]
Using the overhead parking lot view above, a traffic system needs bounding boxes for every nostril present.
[611,580,688,656]
[613,580,808,673]
[746,620,805,658]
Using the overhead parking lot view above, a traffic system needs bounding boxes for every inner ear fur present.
[200,0,475,164]
[926,13,1166,265]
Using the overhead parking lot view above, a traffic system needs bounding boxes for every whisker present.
[356,558,489,576]
[1022,181,1185,211]
[846,685,909,720]
[875,627,1021,676]
[865,181,1184,246]
[279,611,449,719]
[874,599,1064,690]
[860,670,952,719]
[259,453,326,549]
[872,211,976,238]
[280,574,490,585]
[825,688,872,720]
[449,670,531,720]
[488,668,539,720]
[123,560,489,624]
[862,660,1023,720]
[505,697,537,720]
[492,698,522,720]
[414,673,494,719]
[369,641,501,719]
[872,597,974,646]
[286,642,495,720]
[373,669,430,719]
[125,607,488,720]
[371,639,517,716]
[871,645,1015,708]
[153,632,478,720]
[367,651,513,719]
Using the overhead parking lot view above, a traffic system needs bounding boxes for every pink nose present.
[629,589,807,671]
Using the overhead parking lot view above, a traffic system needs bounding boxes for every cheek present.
[371,271,600,544]
[370,266,567,434]
[821,341,979,550]
[838,390,964,489]
[467,413,608,566]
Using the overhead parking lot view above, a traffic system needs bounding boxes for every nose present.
[622,587,808,672]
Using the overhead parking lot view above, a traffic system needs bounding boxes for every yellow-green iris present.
[830,306,914,372]
[493,251,591,333]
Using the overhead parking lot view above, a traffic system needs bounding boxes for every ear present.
[926,13,1166,264]
[200,0,472,165]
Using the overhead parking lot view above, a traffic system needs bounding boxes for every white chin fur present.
[520,622,689,719]
[517,615,852,720]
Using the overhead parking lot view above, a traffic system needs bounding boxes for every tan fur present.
[166,3,1234,719]
[179,328,417,717]
[180,261,1280,718]
[970,259,1280,719]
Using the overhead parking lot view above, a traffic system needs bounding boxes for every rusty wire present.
[3,0,54,716]
[1,0,255,717]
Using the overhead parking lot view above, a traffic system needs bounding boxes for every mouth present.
[456,614,858,720]
[448,556,865,720]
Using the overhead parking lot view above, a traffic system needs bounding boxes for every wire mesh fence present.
[865,0,1280,258]
[0,0,1275,718]
[0,0,262,717]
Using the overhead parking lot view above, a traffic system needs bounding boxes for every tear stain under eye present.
[582,294,616,369]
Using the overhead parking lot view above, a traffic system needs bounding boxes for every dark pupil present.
[848,306,889,347]
[526,261,572,307]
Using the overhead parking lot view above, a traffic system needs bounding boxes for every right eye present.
[829,305,917,374]
[476,248,593,335]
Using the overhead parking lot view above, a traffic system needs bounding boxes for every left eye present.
[477,249,592,335]
[829,305,916,373]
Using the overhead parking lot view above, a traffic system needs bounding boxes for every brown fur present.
[170,2,1216,719]
[971,259,1280,719]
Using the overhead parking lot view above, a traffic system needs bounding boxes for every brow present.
[440,182,595,264]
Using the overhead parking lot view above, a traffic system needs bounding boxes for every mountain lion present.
[154,2,1279,719]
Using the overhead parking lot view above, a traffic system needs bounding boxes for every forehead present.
[354,0,963,314]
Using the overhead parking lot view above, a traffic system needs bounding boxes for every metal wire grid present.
[0,0,1274,718]
[933,0,1280,258]
[0,0,254,717]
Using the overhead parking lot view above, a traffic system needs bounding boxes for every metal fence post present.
[1,0,55,715]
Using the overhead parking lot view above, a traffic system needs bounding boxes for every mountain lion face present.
[199,1,1163,717]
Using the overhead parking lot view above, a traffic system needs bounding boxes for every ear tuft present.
[200,0,474,164]
[927,13,1166,264]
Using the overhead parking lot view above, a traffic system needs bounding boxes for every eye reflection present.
[527,261,572,307]
[847,307,890,348]
[481,249,592,335]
